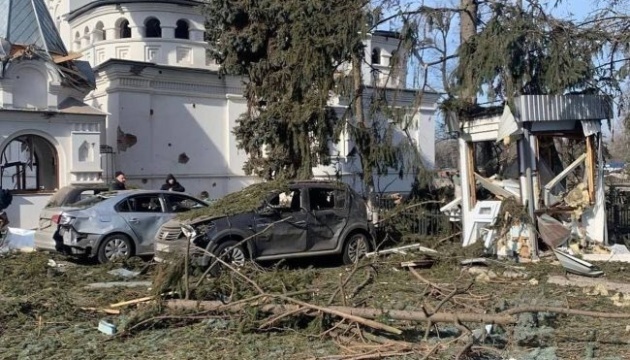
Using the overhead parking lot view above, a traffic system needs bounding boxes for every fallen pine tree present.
[165,298,630,328]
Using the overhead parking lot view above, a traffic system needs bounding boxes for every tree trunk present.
[166,299,630,325]
[460,0,478,104]
[352,54,377,222]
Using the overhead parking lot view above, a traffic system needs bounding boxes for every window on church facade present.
[119,19,131,39]
[371,48,382,65]
[175,19,189,39]
[95,21,106,41]
[145,18,162,38]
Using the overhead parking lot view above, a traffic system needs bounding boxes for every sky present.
[385,0,623,138]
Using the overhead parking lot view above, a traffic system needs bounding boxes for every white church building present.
[1,0,438,228]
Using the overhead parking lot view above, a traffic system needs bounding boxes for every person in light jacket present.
[160,174,185,192]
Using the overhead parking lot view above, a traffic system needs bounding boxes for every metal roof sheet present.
[0,0,68,55]
[514,95,612,122]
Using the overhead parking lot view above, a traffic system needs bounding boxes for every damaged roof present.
[58,97,107,116]
[0,0,68,56]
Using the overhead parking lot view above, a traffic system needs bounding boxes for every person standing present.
[111,171,127,190]
[160,174,185,192]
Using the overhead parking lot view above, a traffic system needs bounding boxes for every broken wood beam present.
[365,244,437,258]
[79,307,121,315]
[110,296,155,308]
[166,300,630,325]
[166,299,517,325]
[586,135,596,203]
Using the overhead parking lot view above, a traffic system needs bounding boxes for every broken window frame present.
[0,135,59,194]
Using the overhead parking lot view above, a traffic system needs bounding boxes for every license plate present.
[155,242,170,252]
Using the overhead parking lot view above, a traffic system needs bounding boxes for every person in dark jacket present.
[160,174,185,192]
[111,171,127,190]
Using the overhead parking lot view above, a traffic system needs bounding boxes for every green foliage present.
[455,4,603,102]
[205,0,367,180]
[177,180,289,221]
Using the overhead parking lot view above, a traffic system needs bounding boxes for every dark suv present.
[154,180,373,266]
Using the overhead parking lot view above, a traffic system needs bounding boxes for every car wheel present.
[97,234,133,264]
[207,240,246,276]
[342,233,370,265]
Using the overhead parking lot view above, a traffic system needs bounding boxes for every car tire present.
[207,240,246,277]
[342,233,370,265]
[97,234,133,264]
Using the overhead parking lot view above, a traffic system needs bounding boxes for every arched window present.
[118,19,131,39]
[1,134,58,191]
[73,31,81,50]
[95,21,106,41]
[145,18,162,38]
[84,26,90,37]
[371,48,382,65]
[175,19,189,39]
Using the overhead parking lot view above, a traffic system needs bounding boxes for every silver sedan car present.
[56,190,208,263]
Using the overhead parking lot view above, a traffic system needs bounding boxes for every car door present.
[116,194,171,254]
[255,188,308,256]
[306,187,349,251]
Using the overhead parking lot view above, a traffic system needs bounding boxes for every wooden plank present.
[585,136,595,203]
[110,296,155,308]
[467,142,477,206]
[474,173,519,200]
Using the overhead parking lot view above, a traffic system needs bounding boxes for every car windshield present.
[45,187,76,208]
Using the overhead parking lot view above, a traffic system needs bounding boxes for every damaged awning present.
[0,0,95,91]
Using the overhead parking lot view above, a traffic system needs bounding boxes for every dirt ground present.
[2,240,630,360]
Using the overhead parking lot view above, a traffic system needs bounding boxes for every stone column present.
[162,26,175,39]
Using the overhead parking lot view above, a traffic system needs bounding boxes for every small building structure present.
[0,0,106,228]
[448,95,612,258]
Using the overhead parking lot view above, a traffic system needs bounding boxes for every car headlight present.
[58,214,75,225]
[180,224,197,239]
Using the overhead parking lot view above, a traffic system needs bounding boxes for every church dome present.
[0,0,68,55]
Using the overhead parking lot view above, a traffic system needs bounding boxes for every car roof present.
[288,180,348,188]
[106,189,201,198]
[82,190,206,208]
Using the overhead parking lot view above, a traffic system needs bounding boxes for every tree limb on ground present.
[166,299,630,327]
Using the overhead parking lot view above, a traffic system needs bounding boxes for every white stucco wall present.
[64,2,210,69]
[0,111,104,184]
[362,33,408,89]
[5,193,53,230]
[88,61,257,198]
[314,88,439,195]
[48,1,438,202]
[0,56,107,228]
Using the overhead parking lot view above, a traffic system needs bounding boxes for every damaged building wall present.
[65,0,438,200]
[87,60,254,198]
[454,95,612,259]
[0,0,107,228]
